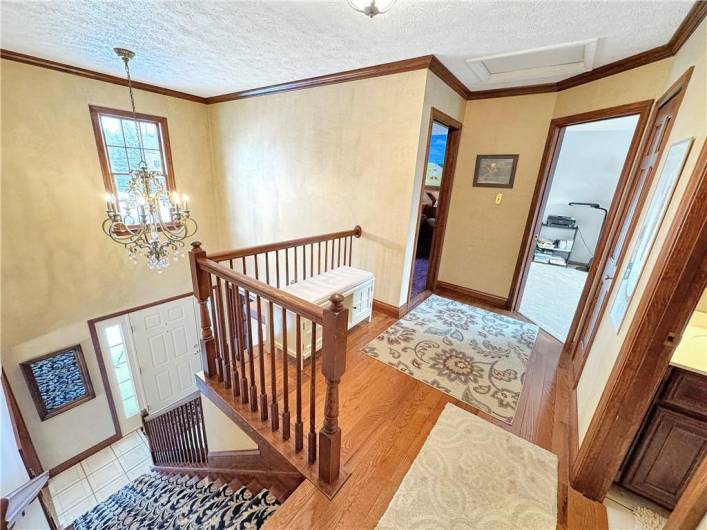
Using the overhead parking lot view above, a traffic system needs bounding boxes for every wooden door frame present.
[566,68,693,384]
[572,138,707,501]
[406,107,462,306]
[507,100,654,327]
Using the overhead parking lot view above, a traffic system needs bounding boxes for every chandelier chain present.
[120,54,147,166]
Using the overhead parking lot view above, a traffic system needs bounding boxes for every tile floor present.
[48,429,152,528]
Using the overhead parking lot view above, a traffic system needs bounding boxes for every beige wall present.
[439,93,558,298]
[200,396,257,452]
[438,58,674,300]
[1,59,220,468]
[577,18,707,444]
[207,70,428,307]
[400,71,466,304]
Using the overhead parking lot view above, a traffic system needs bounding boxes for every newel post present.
[189,241,217,378]
[318,293,348,485]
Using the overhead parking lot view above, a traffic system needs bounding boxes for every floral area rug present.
[362,295,539,423]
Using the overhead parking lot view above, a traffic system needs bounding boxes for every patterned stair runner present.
[73,472,280,530]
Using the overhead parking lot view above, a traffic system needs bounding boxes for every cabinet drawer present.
[620,405,707,509]
[662,368,707,418]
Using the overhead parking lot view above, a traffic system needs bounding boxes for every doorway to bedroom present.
[514,105,649,342]
[408,109,462,306]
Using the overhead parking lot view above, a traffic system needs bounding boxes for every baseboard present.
[49,433,121,477]
[435,281,508,309]
[372,299,405,318]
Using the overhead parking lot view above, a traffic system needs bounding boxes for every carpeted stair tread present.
[73,472,280,530]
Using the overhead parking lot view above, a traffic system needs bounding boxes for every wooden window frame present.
[89,104,177,207]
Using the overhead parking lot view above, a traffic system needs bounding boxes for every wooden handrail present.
[144,390,200,422]
[1,471,49,530]
[198,258,325,324]
[207,225,362,262]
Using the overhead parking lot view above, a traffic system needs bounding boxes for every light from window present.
[91,107,174,223]
[104,324,140,418]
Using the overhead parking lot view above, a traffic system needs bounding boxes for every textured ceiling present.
[0,1,693,97]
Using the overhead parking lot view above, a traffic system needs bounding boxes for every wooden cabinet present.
[619,367,707,509]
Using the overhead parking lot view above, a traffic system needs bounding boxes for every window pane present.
[123,395,139,418]
[144,150,163,172]
[105,324,123,347]
[110,344,127,364]
[119,379,136,398]
[107,146,129,173]
[101,116,124,146]
[126,148,144,171]
[114,362,132,384]
[140,122,159,150]
[122,120,140,148]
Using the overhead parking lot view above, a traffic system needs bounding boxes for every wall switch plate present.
[495,193,503,205]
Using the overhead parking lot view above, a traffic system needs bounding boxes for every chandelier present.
[347,0,396,18]
[102,48,197,272]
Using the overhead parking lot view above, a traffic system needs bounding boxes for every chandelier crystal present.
[102,48,197,272]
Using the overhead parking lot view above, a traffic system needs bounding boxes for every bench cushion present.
[283,266,374,305]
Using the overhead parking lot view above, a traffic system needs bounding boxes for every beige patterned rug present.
[376,403,558,530]
[363,295,538,423]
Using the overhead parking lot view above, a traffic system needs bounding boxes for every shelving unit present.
[534,223,578,267]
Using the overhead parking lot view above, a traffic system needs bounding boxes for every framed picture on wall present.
[473,154,519,188]
[20,344,95,421]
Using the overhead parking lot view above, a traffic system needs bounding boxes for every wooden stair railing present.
[0,471,49,530]
[141,392,208,468]
[188,227,361,493]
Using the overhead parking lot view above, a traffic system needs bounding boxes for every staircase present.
[72,471,280,530]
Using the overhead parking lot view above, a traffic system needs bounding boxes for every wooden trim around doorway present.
[507,100,654,322]
[571,138,707,501]
[406,107,462,305]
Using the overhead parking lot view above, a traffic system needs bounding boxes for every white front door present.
[129,297,201,413]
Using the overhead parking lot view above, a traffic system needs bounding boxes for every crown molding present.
[1,1,704,104]
[467,0,706,100]
[0,49,208,103]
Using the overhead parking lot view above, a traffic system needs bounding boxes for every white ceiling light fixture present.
[347,0,396,18]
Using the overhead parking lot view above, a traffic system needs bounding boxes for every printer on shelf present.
[546,215,576,227]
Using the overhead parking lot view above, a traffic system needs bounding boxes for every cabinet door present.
[621,405,707,509]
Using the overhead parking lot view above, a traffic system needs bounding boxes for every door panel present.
[570,94,681,372]
[129,297,200,412]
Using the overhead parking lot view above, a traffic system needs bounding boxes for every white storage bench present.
[269,266,374,361]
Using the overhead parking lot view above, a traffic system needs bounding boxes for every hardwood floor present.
[204,295,607,529]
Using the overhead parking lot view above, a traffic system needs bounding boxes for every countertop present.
[670,310,707,377]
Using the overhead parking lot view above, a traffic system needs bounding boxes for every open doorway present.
[408,108,461,305]
[513,103,651,342]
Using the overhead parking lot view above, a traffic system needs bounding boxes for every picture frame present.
[20,344,95,421]
[473,154,519,188]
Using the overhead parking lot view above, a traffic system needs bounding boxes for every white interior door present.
[129,297,201,413]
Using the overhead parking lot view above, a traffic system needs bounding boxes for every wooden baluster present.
[276,250,281,288]
[308,322,317,464]
[331,239,335,270]
[215,277,230,387]
[178,405,192,464]
[226,284,240,398]
[318,241,322,274]
[185,401,196,463]
[337,238,341,267]
[294,245,299,283]
[265,252,271,286]
[235,288,248,403]
[324,240,329,272]
[319,294,348,484]
[229,258,233,270]
[257,296,268,420]
[241,256,247,276]
[285,248,290,286]
[343,236,348,266]
[302,245,306,280]
[208,285,223,382]
[175,410,187,464]
[310,244,314,279]
[348,235,353,266]
[295,314,303,452]
[281,306,290,440]
[269,302,279,431]
[197,398,209,462]
[189,242,217,378]
[254,252,260,281]
[154,416,167,464]
[245,290,258,410]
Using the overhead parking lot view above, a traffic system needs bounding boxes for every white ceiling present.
[0,1,693,98]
